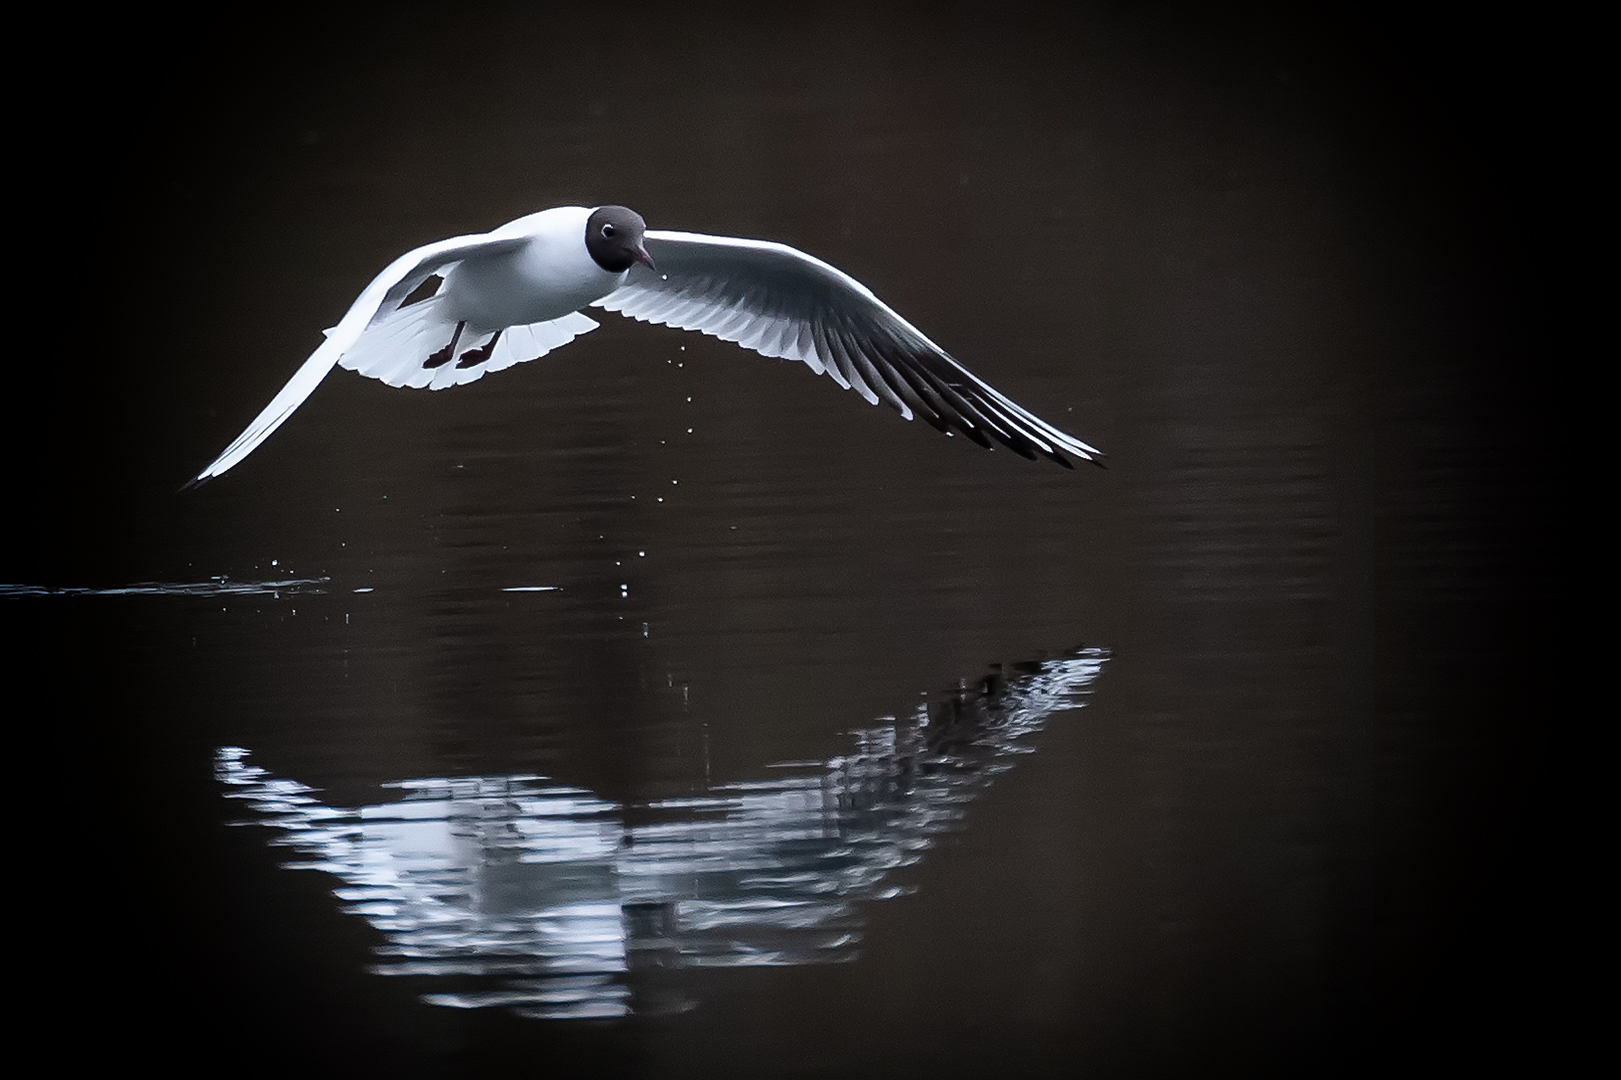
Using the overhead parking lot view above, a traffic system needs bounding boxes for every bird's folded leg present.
[424,321,467,369]
[456,329,503,368]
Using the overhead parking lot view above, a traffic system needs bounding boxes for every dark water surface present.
[15,7,1551,1077]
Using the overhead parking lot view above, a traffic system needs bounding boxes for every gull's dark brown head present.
[585,205,654,272]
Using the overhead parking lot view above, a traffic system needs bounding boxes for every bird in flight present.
[188,205,1102,486]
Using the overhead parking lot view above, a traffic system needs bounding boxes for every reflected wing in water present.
[216,648,1108,1019]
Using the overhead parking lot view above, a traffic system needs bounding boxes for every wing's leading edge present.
[593,230,1102,467]
[186,233,528,486]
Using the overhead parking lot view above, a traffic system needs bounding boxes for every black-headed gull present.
[188,206,1102,485]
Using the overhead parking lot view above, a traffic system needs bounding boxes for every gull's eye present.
[601,223,616,238]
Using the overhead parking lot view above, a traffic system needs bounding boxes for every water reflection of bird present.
[189,206,1102,486]
[215,648,1109,1019]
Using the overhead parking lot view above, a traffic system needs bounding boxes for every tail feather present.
[339,299,598,391]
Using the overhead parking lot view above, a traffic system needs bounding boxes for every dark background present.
[13,4,1561,1076]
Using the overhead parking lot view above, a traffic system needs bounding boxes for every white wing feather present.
[594,230,1101,466]
[188,233,528,485]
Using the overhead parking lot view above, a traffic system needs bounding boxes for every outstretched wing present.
[592,230,1101,467]
[186,232,529,486]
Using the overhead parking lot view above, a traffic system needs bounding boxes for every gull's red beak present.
[634,242,655,270]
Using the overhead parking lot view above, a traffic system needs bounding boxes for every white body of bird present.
[443,206,626,329]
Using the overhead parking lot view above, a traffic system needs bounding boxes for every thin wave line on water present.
[0,577,331,598]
